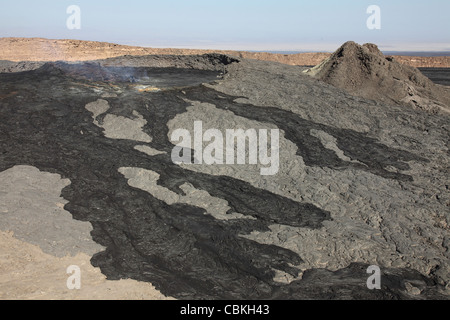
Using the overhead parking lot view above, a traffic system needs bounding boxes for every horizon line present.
[2,36,450,54]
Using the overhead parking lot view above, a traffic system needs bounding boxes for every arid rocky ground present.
[1,37,449,68]
[0,38,449,300]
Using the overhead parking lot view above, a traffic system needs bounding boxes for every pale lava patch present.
[0,165,172,299]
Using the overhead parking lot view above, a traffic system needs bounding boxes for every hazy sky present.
[1,0,449,51]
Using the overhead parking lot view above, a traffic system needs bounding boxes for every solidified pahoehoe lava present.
[0,52,448,299]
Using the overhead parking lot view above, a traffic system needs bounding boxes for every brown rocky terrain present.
[0,37,448,68]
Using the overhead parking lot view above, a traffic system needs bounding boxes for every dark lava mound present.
[305,41,450,114]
